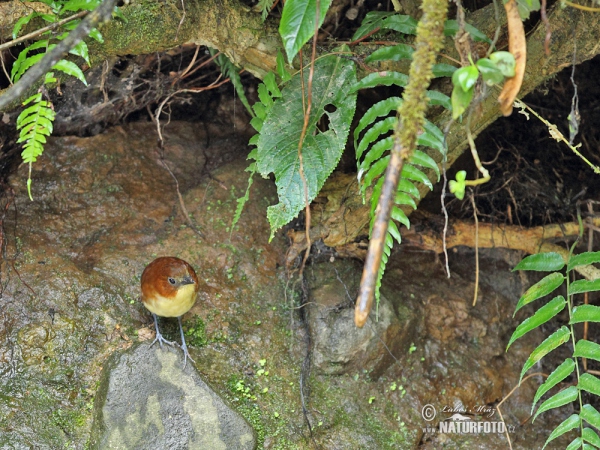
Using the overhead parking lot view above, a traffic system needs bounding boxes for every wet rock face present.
[90,343,256,450]
[307,259,418,378]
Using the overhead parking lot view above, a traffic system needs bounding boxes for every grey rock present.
[90,343,256,450]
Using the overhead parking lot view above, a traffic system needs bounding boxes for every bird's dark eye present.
[168,277,176,285]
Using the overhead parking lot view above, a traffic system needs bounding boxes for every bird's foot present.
[180,342,196,369]
[150,330,176,349]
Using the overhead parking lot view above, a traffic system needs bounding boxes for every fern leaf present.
[356,117,396,160]
[354,97,402,149]
[349,71,408,95]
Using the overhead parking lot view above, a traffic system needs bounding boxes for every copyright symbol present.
[422,404,436,421]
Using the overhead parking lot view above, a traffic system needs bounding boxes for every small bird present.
[141,256,199,367]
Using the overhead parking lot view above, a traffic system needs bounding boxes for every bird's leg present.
[150,313,176,348]
[178,316,195,368]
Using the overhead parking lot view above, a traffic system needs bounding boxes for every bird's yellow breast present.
[143,283,197,318]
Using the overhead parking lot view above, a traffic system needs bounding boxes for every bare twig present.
[0,0,116,111]
[0,10,89,52]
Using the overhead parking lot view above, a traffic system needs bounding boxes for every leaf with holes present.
[256,53,356,239]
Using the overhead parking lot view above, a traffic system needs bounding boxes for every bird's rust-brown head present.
[141,256,199,318]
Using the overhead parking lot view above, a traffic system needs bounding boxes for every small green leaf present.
[514,272,565,314]
[410,150,439,179]
[570,279,600,295]
[276,50,292,82]
[520,326,570,383]
[582,427,600,447]
[507,296,566,350]
[388,219,402,244]
[13,12,39,39]
[569,251,600,271]
[443,19,492,43]
[365,44,414,63]
[351,11,394,41]
[451,84,474,119]
[426,90,452,110]
[69,40,90,65]
[579,373,600,397]
[513,252,565,272]
[533,385,577,422]
[263,72,281,98]
[52,59,87,85]
[350,71,409,94]
[402,164,432,190]
[398,178,420,199]
[353,97,401,151]
[279,0,332,62]
[452,65,479,92]
[541,414,580,449]
[391,206,410,229]
[476,58,504,86]
[565,437,583,450]
[532,359,575,413]
[431,63,457,78]
[449,170,466,200]
[380,14,418,35]
[356,116,396,161]
[581,404,600,430]
[574,340,600,363]
[62,0,100,11]
[89,28,104,43]
[395,191,417,210]
[489,51,516,78]
[571,305,600,324]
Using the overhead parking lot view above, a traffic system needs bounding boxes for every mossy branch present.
[355,0,449,327]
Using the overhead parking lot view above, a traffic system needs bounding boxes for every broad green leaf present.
[579,373,600,397]
[568,251,600,271]
[451,84,473,119]
[514,272,565,314]
[52,59,87,85]
[443,19,492,43]
[351,11,395,41]
[581,404,600,430]
[507,296,566,350]
[279,0,332,62]
[426,90,452,110]
[521,326,570,383]
[583,427,600,448]
[452,65,479,92]
[571,305,600,324]
[353,97,401,151]
[349,71,409,94]
[489,51,516,77]
[542,414,580,449]
[380,14,418,35]
[574,339,600,363]
[533,385,577,421]
[256,53,356,239]
[356,116,396,160]
[570,278,600,295]
[365,44,414,63]
[565,437,583,450]
[402,164,432,190]
[476,58,504,86]
[532,358,575,413]
[513,252,565,272]
[432,63,457,78]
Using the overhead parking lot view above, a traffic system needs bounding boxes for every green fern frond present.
[255,0,276,21]
[16,92,56,201]
[211,50,255,118]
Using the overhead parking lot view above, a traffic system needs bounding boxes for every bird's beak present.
[181,275,195,285]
